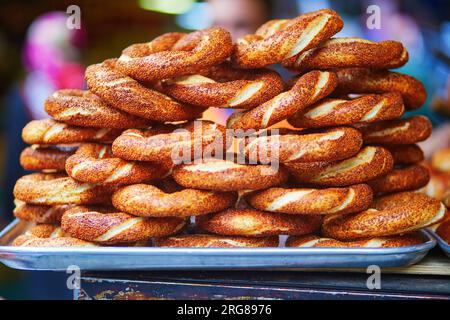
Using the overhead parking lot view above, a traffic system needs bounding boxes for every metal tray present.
[0,219,436,271]
[427,229,450,258]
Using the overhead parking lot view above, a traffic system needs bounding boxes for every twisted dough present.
[161,62,284,109]
[288,93,404,128]
[112,120,229,164]
[172,158,289,191]
[66,143,169,185]
[196,208,322,237]
[358,116,432,145]
[86,59,204,122]
[13,173,114,205]
[322,192,446,240]
[116,27,233,81]
[286,233,423,248]
[431,148,450,173]
[368,164,430,195]
[286,146,394,187]
[247,184,372,215]
[243,127,362,163]
[155,234,279,248]
[386,144,424,165]
[22,119,121,145]
[20,145,75,172]
[12,235,96,247]
[112,184,237,217]
[61,206,187,244]
[335,68,427,110]
[232,9,343,68]
[283,38,408,71]
[227,70,338,130]
[45,89,152,129]
[13,199,73,224]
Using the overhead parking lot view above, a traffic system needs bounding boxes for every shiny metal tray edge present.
[0,219,436,271]
[427,228,450,258]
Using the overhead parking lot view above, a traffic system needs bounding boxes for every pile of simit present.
[11,9,446,248]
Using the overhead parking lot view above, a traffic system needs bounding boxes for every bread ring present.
[227,70,338,130]
[431,148,450,173]
[22,119,121,145]
[232,9,343,68]
[161,62,284,109]
[386,144,424,165]
[358,116,432,145]
[322,192,446,240]
[155,234,279,248]
[13,199,72,224]
[243,127,362,163]
[12,235,96,247]
[112,120,229,164]
[65,143,169,185]
[85,59,204,122]
[196,208,322,237]
[61,206,187,244]
[286,233,423,248]
[13,173,114,205]
[24,224,65,238]
[116,27,233,81]
[172,158,289,191]
[368,164,430,195]
[288,93,404,128]
[419,167,450,201]
[247,184,372,215]
[112,184,237,217]
[286,146,393,187]
[283,38,408,71]
[45,89,152,129]
[436,220,450,244]
[335,68,426,110]
[20,145,75,172]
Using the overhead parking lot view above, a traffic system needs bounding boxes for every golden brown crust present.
[111,121,230,164]
[335,68,426,110]
[155,234,279,248]
[247,184,373,215]
[284,38,408,71]
[243,127,362,163]
[286,146,394,187]
[45,89,152,129]
[288,93,404,128]
[20,145,75,171]
[431,148,450,173]
[368,164,430,195]
[172,158,289,191]
[13,173,114,205]
[385,144,424,165]
[322,192,446,240]
[112,184,237,217]
[13,200,73,224]
[25,224,65,238]
[232,9,343,68]
[286,233,423,248]
[227,70,338,130]
[61,206,187,244]
[85,59,204,122]
[22,119,121,145]
[196,208,322,237]
[65,143,169,185]
[12,235,97,247]
[116,28,233,81]
[161,62,284,109]
[358,116,432,145]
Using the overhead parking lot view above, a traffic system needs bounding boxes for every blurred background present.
[0,0,449,299]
